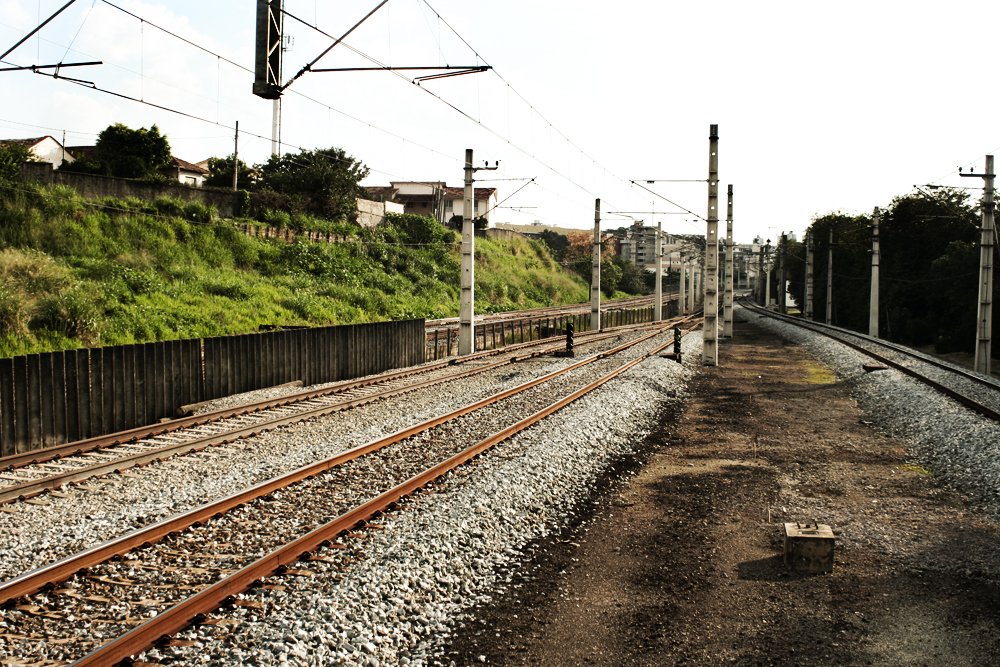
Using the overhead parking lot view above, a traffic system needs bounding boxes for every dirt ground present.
[447,318,1000,666]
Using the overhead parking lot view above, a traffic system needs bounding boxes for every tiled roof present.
[171,156,209,174]
[0,136,51,148]
[65,145,98,159]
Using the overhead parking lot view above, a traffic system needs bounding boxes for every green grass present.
[0,181,595,356]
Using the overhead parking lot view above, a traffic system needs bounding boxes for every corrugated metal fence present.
[0,319,424,456]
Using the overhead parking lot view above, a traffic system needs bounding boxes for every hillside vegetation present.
[0,182,590,357]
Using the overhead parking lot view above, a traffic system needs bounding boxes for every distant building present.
[166,157,209,187]
[619,221,686,271]
[67,146,210,186]
[363,181,498,225]
[0,135,74,168]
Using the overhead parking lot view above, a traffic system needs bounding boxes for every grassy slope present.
[0,182,589,357]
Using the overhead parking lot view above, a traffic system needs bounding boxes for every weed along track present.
[0,322,666,506]
[0,320,699,665]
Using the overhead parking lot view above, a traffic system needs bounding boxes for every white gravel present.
[137,333,702,666]
[0,353,586,582]
[746,307,1000,518]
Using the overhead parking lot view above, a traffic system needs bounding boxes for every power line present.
[419,0,628,187]
[628,180,705,227]
[26,67,400,178]
[91,0,459,167]
[482,177,535,217]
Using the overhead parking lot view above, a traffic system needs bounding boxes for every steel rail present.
[740,299,1000,391]
[0,325,656,503]
[742,300,1000,422]
[0,324,665,505]
[71,326,694,666]
[0,319,645,473]
[424,293,675,327]
[0,324,675,606]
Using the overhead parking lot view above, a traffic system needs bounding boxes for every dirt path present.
[447,319,1000,666]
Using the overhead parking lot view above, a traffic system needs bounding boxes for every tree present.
[257,147,368,221]
[804,188,987,355]
[61,123,172,180]
[536,229,569,261]
[204,154,258,189]
[616,256,648,294]
[0,141,37,181]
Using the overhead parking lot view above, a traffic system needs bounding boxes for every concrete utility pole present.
[826,227,834,325]
[232,120,240,191]
[778,233,788,314]
[458,149,498,355]
[591,199,602,332]
[689,262,698,310]
[805,231,814,320]
[969,155,995,374]
[723,184,734,337]
[757,243,765,305]
[654,221,663,321]
[459,148,476,355]
[869,208,880,337]
[703,124,720,365]
[679,258,687,315]
[271,98,282,156]
[765,253,772,308]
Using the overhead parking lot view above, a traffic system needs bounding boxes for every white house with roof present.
[0,136,74,168]
[364,181,498,225]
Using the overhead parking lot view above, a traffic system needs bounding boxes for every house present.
[166,157,209,187]
[0,135,74,168]
[65,146,209,186]
[363,181,498,225]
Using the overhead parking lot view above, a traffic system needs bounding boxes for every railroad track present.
[741,299,1000,421]
[0,319,698,665]
[423,293,668,328]
[0,319,683,505]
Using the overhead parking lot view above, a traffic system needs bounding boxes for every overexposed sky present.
[2,0,998,242]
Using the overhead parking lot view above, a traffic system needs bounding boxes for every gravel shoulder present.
[447,315,1000,666]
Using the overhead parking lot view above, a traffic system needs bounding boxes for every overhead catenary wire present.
[288,0,636,214]
[92,0,458,167]
[481,177,535,217]
[24,66,400,178]
[10,1,649,225]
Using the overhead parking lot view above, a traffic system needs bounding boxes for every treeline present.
[780,188,990,355]
[47,122,369,224]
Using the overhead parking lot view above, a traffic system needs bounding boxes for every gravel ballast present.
[137,335,702,666]
[0,341,624,582]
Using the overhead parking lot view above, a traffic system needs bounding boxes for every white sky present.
[2,0,999,243]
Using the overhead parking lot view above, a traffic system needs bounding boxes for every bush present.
[0,142,36,181]
[30,288,101,342]
[0,283,28,336]
[204,280,252,301]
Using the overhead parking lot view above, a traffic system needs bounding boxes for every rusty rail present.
[0,324,678,607]
[71,324,695,666]
[0,319,655,474]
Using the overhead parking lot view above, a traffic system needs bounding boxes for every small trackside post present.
[662,326,683,363]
